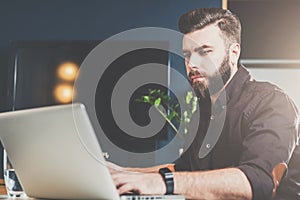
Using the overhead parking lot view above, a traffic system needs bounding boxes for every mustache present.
[187,70,207,98]
[188,70,207,80]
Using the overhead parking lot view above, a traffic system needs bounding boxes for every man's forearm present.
[174,168,252,200]
[127,164,175,173]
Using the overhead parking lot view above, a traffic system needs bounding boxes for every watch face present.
[159,167,172,174]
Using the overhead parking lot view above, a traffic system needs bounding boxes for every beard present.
[188,54,231,98]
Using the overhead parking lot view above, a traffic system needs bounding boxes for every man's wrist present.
[159,167,174,194]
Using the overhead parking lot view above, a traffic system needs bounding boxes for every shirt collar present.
[224,65,251,103]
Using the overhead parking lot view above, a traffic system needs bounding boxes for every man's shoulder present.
[244,79,286,97]
[242,79,298,118]
[240,79,297,114]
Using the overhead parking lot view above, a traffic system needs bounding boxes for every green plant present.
[136,89,198,139]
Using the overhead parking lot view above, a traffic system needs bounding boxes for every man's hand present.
[110,169,166,195]
[107,161,167,195]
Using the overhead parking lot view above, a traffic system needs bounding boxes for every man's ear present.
[229,43,241,66]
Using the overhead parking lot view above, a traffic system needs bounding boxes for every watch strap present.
[159,167,174,194]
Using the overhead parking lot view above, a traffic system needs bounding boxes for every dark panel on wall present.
[0,0,223,177]
[229,0,300,60]
[9,41,98,109]
[9,41,169,157]
[0,0,221,112]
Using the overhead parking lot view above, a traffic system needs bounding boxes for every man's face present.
[182,24,231,97]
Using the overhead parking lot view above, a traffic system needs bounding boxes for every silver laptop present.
[0,103,184,200]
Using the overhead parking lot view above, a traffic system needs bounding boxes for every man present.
[109,8,299,200]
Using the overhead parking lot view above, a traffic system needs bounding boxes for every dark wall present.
[0,0,221,176]
[0,0,221,112]
[229,0,300,60]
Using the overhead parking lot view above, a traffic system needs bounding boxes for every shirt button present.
[222,105,226,109]
[206,144,211,149]
[210,115,215,120]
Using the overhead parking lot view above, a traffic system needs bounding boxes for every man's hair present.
[178,8,241,46]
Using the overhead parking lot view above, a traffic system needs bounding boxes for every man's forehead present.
[182,25,225,50]
[182,36,215,51]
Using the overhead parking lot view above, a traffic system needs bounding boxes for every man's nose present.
[187,54,201,70]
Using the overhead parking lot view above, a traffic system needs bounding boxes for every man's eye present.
[198,50,211,56]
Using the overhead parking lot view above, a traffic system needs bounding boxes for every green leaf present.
[185,91,193,104]
[184,128,188,134]
[183,111,188,118]
[167,115,172,120]
[154,98,161,107]
[192,97,198,113]
[184,117,190,123]
[169,110,176,119]
[135,88,199,138]
[143,96,150,103]
[167,111,176,121]
[149,89,156,94]
[162,94,170,102]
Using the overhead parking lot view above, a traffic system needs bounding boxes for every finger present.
[112,172,129,188]
[118,183,140,195]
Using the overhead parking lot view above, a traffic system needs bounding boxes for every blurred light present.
[54,84,74,103]
[57,61,79,81]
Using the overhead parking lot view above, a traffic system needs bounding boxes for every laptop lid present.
[0,103,119,199]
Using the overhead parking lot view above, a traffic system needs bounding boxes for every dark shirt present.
[174,65,299,200]
[275,144,300,200]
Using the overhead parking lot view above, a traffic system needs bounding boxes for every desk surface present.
[0,195,36,200]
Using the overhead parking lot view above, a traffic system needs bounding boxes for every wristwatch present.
[159,167,174,194]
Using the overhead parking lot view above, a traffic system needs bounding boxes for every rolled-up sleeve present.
[238,88,299,200]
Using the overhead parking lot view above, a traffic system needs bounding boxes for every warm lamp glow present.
[57,62,78,81]
[54,84,74,103]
